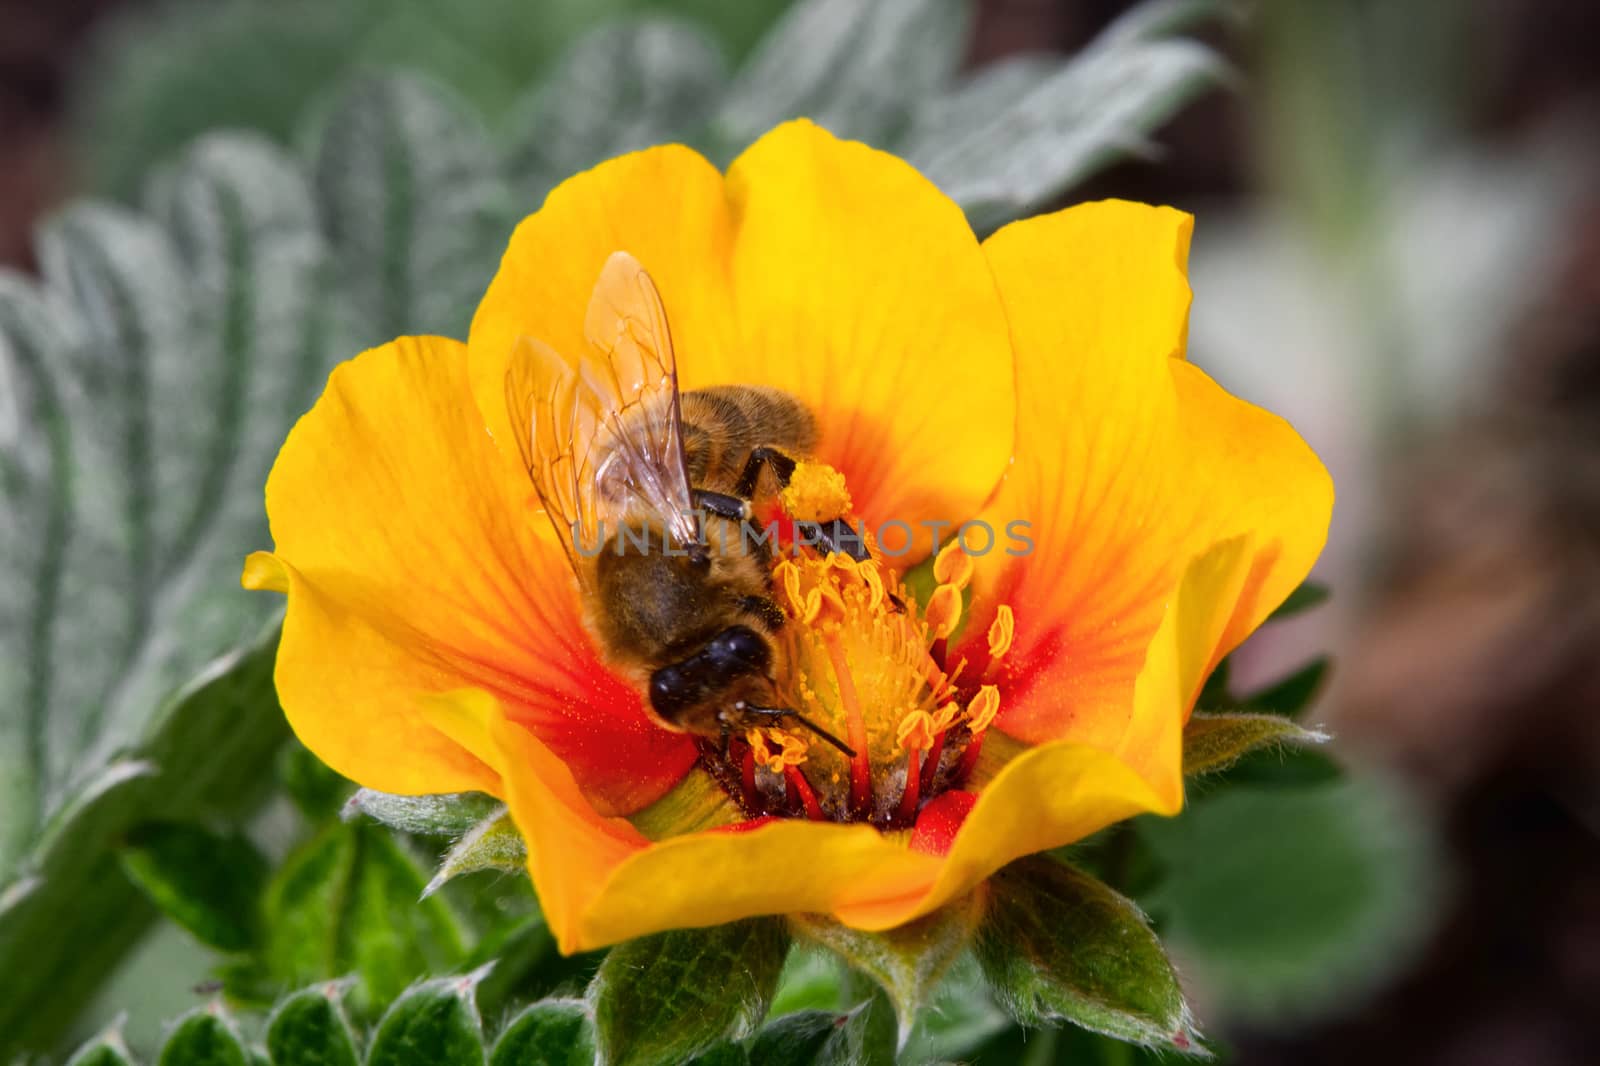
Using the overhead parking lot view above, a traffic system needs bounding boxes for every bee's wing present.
[504,334,604,587]
[576,251,698,550]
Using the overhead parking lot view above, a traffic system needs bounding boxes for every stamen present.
[987,604,1015,660]
[823,634,873,815]
[966,684,1001,733]
[933,540,975,590]
[785,765,826,820]
[925,584,962,641]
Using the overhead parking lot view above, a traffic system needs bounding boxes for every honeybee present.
[504,251,858,755]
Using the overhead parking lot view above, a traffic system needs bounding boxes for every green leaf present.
[745,1011,840,1066]
[265,984,362,1066]
[118,820,269,952]
[279,742,352,823]
[1267,580,1330,622]
[591,919,789,1066]
[1139,778,1439,1024]
[489,998,592,1066]
[790,892,982,1044]
[816,990,897,1066]
[157,1007,251,1066]
[767,946,846,1016]
[713,0,970,152]
[261,822,466,1009]
[309,72,509,348]
[901,954,1011,1065]
[689,1042,749,1066]
[975,856,1201,1053]
[64,1022,138,1066]
[505,18,728,203]
[366,971,489,1066]
[1,129,327,1054]
[344,790,503,837]
[1182,712,1329,777]
[905,0,1228,230]
[424,808,528,898]
[1240,656,1331,718]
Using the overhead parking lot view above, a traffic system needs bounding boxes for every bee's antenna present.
[741,704,857,759]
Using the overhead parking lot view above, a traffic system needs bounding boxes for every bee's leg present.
[733,446,798,499]
[736,702,857,759]
[692,489,748,522]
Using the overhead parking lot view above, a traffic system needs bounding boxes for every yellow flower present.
[243,120,1331,954]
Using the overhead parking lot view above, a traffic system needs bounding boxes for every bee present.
[504,251,857,755]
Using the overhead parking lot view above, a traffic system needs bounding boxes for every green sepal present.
[688,1041,749,1066]
[590,918,789,1066]
[118,820,269,953]
[64,1021,137,1066]
[819,990,898,1066]
[1267,580,1329,622]
[789,891,984,1045]
[264,983,361,1066]
[156,1006,251,1066]
[423,807,526,898]
[366,968,491,1066]
[489,998,593,1066]
[343,790,501,837]
[975,856,1203,1054]
[1182,712,1329,777]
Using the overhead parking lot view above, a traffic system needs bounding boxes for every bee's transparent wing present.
[577,251,698,550]
[504,334,603,586]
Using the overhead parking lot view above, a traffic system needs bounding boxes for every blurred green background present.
[1,0,1596,1063]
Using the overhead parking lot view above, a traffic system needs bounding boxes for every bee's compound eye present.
[649,663,694,718]
[709,625,769,675]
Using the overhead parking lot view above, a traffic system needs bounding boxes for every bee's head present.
[648,624,773,727]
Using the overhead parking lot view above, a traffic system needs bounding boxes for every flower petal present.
[245,336,695,811]
[973,200,1333,748]
[468,122,1015,564]
[705,120,1015,550]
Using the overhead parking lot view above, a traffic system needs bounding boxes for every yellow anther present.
[932,540,975,590]
[931,702,960,732]
[896,709,937,752]
[780,460,853,522]
[746,729,777,770]
[925,584,963,641]
[775,732,809,767]
[859,560,887,611]
[966,685,1000,733]
[987,604,1015,661]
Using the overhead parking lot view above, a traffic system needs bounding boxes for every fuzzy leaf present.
[817,990,897,1066]
[907,0,1227,230]
[260,822,465,1009]
[310,72,508,348]
[901,954,1011,1064]
[590,918,789,1066]
[424,808,527,897]
[264,984,362,1066]
[366,971,489,1066]
[505,18,728,202]
[1182,713,1329,777]
[976,856,1201,1053]
[0,131,325,1053]
[744,1011,840,1066]
[789,892,982,1044]
[157,1008,250,1066]
[490,998,592,1066]
[64,1024,138,1066]
[713,0,970,150]
[1139,778,1439,1023]
[119,820,270,952]
[343,790,502,837]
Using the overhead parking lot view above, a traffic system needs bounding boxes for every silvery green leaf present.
[505,18,728,204]
[156,1005,251,1066]
[490,998,593,1066]
[424,807,527,898]
[366,968,492,1066]
[1182,712,1329,777]
[0,130,324,1055]
[265,983,362,1066]
[64,1017,138,1066]
[310,72,509,348]
[713,0,970,151]
[344,789,503,837]
[906,0,1227,230]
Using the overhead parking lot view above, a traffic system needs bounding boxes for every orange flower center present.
[710,474,1016,827]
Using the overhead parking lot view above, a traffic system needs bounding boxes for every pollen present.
[779,460,854,522]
